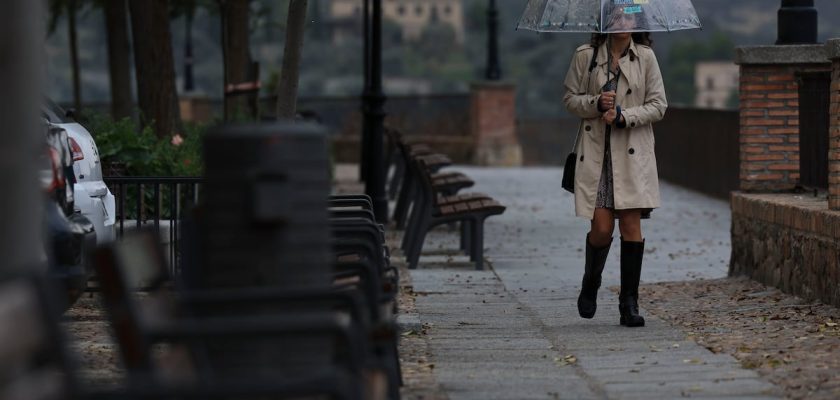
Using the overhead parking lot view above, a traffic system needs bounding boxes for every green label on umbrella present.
[623,5,642,14]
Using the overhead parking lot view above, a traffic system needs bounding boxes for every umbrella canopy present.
[517,0,702,33]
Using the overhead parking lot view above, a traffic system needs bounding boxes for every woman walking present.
[562,9,667,327]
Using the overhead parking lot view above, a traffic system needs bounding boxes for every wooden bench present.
[402,157,506,270]
[392,147,475,229]
[92,229,377,399]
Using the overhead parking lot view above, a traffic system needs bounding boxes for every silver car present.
[43,100,116,244]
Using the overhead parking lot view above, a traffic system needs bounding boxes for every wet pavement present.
[395,166,782,400]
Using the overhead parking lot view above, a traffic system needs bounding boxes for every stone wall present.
[730,39,840,307]
[730,194,840,306]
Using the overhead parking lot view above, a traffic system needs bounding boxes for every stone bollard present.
[196,122,335,377]
[828,39,840,210]
[470,82,523,166]
[199,122,332,289]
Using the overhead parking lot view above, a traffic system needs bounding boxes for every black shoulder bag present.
[561,46,600,194]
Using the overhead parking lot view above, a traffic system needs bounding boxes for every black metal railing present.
[797,71,831,190]
[104,177,203,276]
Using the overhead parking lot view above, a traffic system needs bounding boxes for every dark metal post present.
[364,0,388,223]
[485,0,501,80]
[776,0,817,45]
[359,0,371,182]
[184,9,195,92]
[1,0,45,277]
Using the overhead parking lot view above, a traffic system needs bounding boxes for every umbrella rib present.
[600,0,605,33]
[539,0,552,31]
[652,0,671,32]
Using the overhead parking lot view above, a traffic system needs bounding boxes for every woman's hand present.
[602,108,618,124]
[602,108,627,126]
[598,91,616,111]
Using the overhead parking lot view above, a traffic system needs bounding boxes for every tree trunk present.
[276,0,308,119]
[220,0,255,120]
[183,8,195,92]
[104,0,134,120]
[0,0,46,276]
[67,0,82,114]
[128,0,182,138]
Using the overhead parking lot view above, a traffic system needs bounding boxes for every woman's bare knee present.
[617,210,642,241]
[589,208,615,246]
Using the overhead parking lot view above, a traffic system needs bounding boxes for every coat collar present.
[595,39,639,67]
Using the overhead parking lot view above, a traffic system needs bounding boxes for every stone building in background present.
[694,61,739,109]
[329,0,465,44]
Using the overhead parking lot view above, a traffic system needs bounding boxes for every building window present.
[706,77,714,90]
[415,5,423,15]
[444,5,452,15]
[397,5,405,15]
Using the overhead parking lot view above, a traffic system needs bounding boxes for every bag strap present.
[571,45,599,152]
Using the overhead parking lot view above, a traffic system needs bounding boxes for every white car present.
[43,100,116,244]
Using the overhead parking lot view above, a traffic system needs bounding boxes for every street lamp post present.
[363,0,388,223]
[776,0,817,45]
[485,0,501,80]
[360,0,371,182]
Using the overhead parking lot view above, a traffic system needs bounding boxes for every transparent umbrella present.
[517,0,702,33]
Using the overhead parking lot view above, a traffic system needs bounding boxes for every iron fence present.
[797,71,831,190]
[104,177,203,276]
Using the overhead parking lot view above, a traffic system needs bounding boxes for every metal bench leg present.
[401,195,425,252]
[461,220,471,257]
[405,209,429,265]
[388,157,404,200]
[394,175,415,229]
[471,217,485,270]
[407,217,431,269]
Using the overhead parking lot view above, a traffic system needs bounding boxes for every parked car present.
[43,99,116,244]
[40,120,96,309]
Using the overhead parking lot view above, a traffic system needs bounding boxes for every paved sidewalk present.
[404,166,782,399]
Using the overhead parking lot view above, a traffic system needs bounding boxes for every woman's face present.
[609,8,637,33]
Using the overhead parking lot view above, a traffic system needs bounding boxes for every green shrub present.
[86,114,205,177]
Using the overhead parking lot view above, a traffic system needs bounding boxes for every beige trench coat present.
[563,40,668,220]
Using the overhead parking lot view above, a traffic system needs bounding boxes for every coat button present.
[580,155,584,162]
[628,148,635,155]
[627,89,632,95]
[630,122,636,128]
[590,99,595,105]
[585,125,591,131]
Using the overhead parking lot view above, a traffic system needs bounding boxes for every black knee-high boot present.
[619,238,645,327]
[578,234,612,319]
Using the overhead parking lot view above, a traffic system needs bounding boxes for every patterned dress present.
[595,53,652,219]
[595,64,620,210]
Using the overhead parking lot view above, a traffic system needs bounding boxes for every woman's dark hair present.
[590,33,653,49]
[590,33,652,61]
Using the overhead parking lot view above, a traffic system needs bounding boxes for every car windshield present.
[43,99,72,123]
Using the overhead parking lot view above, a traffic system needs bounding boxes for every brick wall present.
[735,45,830,192]
[470,82,522,166]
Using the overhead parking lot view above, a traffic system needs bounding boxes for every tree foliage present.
[662,32,735,106]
